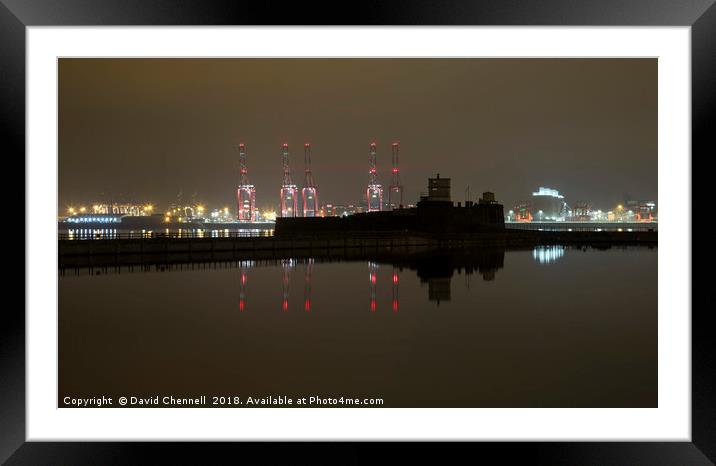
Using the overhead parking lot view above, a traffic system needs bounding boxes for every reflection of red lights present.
[304,299,311,312]
[282,299,288,312]
[371,274,376,284]
[240,300,245,312]
[370,299,376,312]
[241,274,247,285]
[393,273,398,284]
[392,299,398,312]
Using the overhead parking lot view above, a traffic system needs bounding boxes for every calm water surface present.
[59,246,656,407]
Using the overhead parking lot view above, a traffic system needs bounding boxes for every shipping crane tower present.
[236,143,256,222]
[302,143,319,217]
[279,143,298,218]
[388,141,403,209]
[366,142,383,212]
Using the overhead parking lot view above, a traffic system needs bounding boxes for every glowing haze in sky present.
[59,58,656,211]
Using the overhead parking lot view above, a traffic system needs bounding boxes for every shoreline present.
[58,230,656,269]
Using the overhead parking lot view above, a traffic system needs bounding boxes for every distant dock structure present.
[236,143,256,222]
[302,143,319,217]
[366,142,383,212]
[279,143,298,218]
[276,174,505,236]
[388,142,403,209]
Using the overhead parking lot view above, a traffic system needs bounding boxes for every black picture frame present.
[3,1,711,464]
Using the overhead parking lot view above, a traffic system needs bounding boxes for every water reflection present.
[62,248,509,313]
[59,246,652,314]
[59,245,657,408]
[304,259,314,312]
[66,228,120,240]
[413,249,505,305]
[392,267,399,313]
[239,250,504,312]
[369,261,379,312]
[238,260,253,312]
[281,259,296,312]
[533,245,565,264]
[62,228,272,240]
[230,250,505,312]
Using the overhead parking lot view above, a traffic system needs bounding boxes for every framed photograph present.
[5,0,711,463]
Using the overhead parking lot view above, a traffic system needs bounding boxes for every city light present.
[507,186,656,225]
[61,177,655,229]
[532,187,564,199]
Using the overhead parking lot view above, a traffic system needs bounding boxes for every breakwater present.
[58,230,656,269]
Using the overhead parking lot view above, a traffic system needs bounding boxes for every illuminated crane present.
[366,142,383,212]
[302,143,319,217]
[279,143,298,218]
[236,143,256,222]
[388,142,403,209]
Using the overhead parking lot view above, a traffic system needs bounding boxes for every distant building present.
[276,175,504,236]
[209,207,233,222]
[511,202,532,222]
[532,187,566,221]
[479,192,496,204]
[90,203,152,216]
[570,202,591,221]
[625,199,640,214]
[65,213,123,224]
[166,204,206,222]
[637,201,657,222]
[426,174,451,203]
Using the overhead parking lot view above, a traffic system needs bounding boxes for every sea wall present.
[274,203,505,236]
[58,229,656,269]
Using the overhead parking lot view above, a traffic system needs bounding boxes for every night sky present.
[58,58,656,212]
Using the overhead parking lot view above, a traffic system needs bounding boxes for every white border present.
[27,27,690,441]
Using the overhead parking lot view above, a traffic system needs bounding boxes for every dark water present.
[59,245,657,408]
